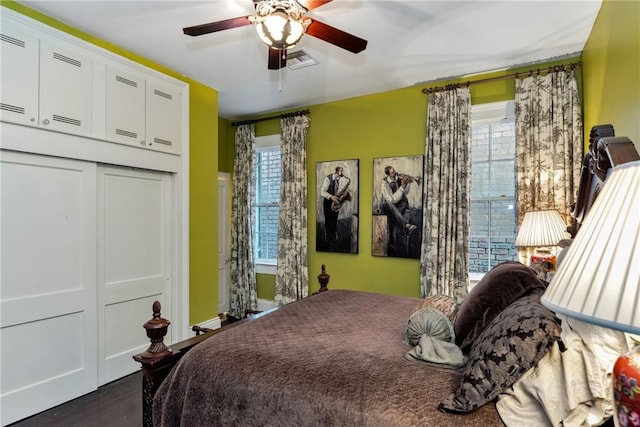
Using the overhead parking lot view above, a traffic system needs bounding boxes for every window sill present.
[469,272,485,291]
[255,263,276,275]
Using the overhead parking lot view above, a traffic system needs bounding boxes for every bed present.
[137,261,562,427]
[134,126,639,427]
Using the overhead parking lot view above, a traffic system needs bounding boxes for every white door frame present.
[217,172,231,315]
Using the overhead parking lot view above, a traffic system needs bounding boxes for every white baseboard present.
[257,298,276,312]
[194,300,275,331]
[195,317,222,331]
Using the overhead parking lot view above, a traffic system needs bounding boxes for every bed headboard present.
[568,125,639,238]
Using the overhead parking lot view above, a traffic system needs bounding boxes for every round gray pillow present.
[405,308,455,346]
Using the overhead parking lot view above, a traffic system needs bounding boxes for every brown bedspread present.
[153,290,505,426]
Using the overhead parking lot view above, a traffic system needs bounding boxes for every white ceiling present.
[19,0,603,120]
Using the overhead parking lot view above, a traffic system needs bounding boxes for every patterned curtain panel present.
[229,123,258,318]
[514,69,583,225]
[420,87,471,303]
[275,114,311,305]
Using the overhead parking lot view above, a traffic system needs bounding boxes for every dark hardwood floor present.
[8,316,243,427]
[8,371,142,427]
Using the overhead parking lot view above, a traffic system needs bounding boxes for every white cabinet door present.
[0,27,39,126]
[97,165,173,385]
[105,66,146,147]
[0,151,97,426]
[39,41,93,135]
[146,81,181,154]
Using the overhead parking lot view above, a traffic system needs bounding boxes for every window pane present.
[488,159,515,197]
[490,124,515,160]
[469,199,517,273]
[469,102,517,274]
[256,149,281,204]
[470,162,489,198]
[470,200,489,236]
[472,124,490,162]
[254,146,280,262]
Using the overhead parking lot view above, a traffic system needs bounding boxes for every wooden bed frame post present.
[316,264,330,293]
[134,266,331,426]
[133,351,183,427]
[133,301,182,427]
[133,301,218,427]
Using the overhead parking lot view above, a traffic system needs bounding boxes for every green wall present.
[582,0,640,147]
[218,117,233,173]
[3,1,220,325]
[189,81,219,325]
[221,58,583,299]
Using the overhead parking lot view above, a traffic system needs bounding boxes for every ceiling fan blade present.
[306,20,367,53]
[183,16,252,37]
[298,0,333,11]
[268,47,287,70]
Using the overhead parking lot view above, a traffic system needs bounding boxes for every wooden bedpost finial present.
[316,264,330,293]
[139,300,172,359]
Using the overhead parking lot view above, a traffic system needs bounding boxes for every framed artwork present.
[316,159,359,254]
[372,155,424,259]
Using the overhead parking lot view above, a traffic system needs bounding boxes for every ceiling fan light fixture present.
[256,10,304,49]
[251,0,310,50]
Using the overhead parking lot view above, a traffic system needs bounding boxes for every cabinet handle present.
[42,119,50,125]
[30,118,36,122]
[140,140,146,146]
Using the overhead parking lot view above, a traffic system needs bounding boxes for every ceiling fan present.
[182,0,368,70]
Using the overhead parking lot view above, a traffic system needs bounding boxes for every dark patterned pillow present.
[412,294,458,324]
[439,289,561,413]
[454,261,546,354]
[528,262,549,285]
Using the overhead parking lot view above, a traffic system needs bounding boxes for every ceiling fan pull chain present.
[279,48,284,92]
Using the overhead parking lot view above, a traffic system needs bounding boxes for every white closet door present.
[0,151,97,426]
[97,165,172,385]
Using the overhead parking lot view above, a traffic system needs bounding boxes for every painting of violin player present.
[316,159,359,254]
[372,155,424,259]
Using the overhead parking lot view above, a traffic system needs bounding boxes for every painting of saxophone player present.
[316,159,359,253]
[372,155,424,259]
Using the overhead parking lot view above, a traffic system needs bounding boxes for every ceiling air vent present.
[286,50,318,70]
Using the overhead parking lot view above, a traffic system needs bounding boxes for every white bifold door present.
[0,151,98,426]
[97,165,172,386]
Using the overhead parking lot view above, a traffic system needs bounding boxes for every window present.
[254,135,280,272]
[469,101,518,274]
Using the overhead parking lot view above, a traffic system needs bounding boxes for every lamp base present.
[613,346,640,426]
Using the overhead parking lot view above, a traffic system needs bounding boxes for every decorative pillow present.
[412,294,458,324]
[405,308,456,346]
[528,262,549,285]
[439,289,561,413]
[404,308,467,368]
[454,261,546,353]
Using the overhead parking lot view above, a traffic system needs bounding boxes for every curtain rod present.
[421,61,582,94]
[231,109,310,127]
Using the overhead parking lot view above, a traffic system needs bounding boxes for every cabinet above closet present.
[0,11,186,156]
[106,66,182,154]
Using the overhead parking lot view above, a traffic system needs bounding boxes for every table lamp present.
[541,160,640,426]
[515,209,568,270]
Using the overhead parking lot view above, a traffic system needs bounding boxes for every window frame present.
[469,100,517,277]
[254,134,280,274]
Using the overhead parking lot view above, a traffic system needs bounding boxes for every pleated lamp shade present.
[541,160,640,335]
[515,209,568,248]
